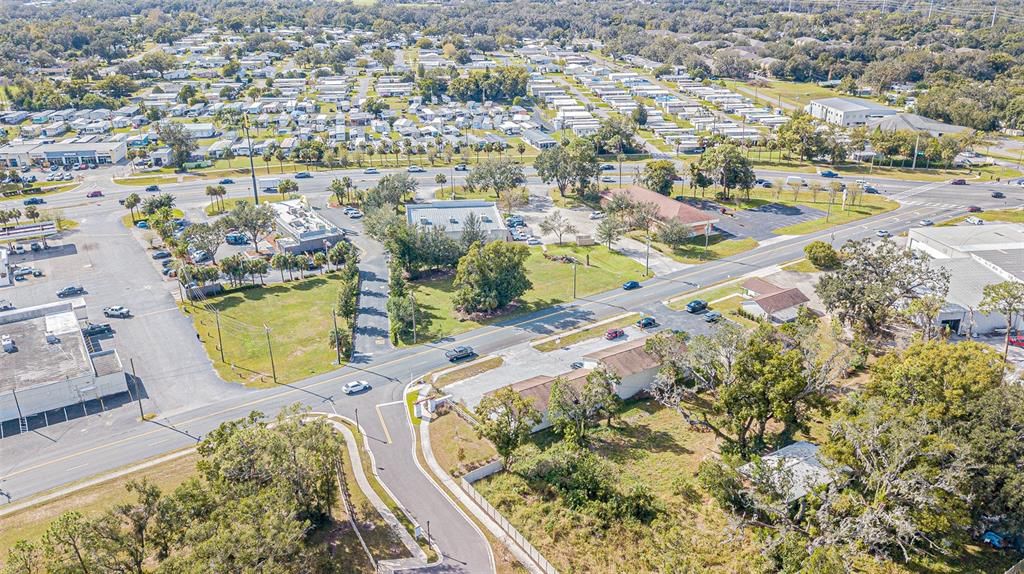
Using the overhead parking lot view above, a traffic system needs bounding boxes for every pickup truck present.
[82,322,113,337]
[444,346,475,362]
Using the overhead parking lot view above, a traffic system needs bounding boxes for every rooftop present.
[0,302,92,393]
[269,199,343,243]
[602,186,719,227]
[583,338,661,377]
[405,201,507,234]
[866,112,969,136]
[909,223,1024,255]
[812,97,893,113]
[738,441,836,503]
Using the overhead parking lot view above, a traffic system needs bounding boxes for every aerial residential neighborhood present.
[0,0,1023,573]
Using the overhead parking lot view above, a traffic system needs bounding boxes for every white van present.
[785,175,807,187]
[965,216,984,225]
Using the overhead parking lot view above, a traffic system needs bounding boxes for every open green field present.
[472,400,1017,574]
[404,244,646,344]
[724,79,843,110]
[746,154,969,182]
[183,274,349,387]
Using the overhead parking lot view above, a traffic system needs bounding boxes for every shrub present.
[804,240,840,269]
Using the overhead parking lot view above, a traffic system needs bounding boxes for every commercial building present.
[601,186,719,236]
[405,201,509,243]
[269,198,346,254]
[0,138,127,167]
[907,224,1024,335]
[0,301,127,424]
[807,97,897,127]
[866,113,969,138]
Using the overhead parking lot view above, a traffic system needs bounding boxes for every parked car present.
[225,233,248,245]
[56,285,85,298]
[636,316,657,329]
[819,170,840,178]
[526,237,541,246]
[86,190,103,198]
[0,300,14,311]
[991,191,1005,198]
[12,267,34,278]
[219,178,234,184]
[152,250,171,259]
[342,381,371,395]
[295,172,312,179]
[589,211,605,219]
[103,306,131,318]
[604,328,625,340]
[967,205,983,212]
[407,165,425,173]
[347,210,363,219]
[622,280,640,290]
[685,299,707,313]
[918,219,934,227]
[454,164,469,172]
[704,311,723,323]
[950,179,967,185]
[444,346,475,362]
[82,322,113,337]
[192,250,211,263]
[876,229,891,238]
[136,221,150,229]
[22,197,44,205]
[363,168,379,174]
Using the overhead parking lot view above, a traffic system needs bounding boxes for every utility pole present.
[130,357,143,418]
[645,236,651,276]
[911,134,920,169]
[243,113,259,205]
[214,309,224,362]
[264,325,277,384]
[332,310,341,365]
[927,0,933,20]
[991,4,997,27]
[572,261,577,299]
[410,293,417,344]
[355,407,360,431]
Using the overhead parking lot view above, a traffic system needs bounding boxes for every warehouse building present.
[0,139,127,167]
[807,97,897,127]
[0,301,127,425]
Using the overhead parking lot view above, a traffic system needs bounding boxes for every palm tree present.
[222,148,235,169]
[313,251,327,274]
[516,141,526,163]
[0,210,10,228]
[124,192,141,222]
[275,148,286,174]
[271,253,290,282]
[25,206,39,222]
[9,208,21,225]
[205,185,220,212]
[261,149,273,174]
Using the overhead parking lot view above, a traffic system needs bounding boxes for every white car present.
[348,210,363,219]
[103,306,131,318]
[875,230,891,238]
[918,219,934,227]
[589,211,604,220]
[526,237,542,246]
[342,380,370,395]
[407,165,425,173]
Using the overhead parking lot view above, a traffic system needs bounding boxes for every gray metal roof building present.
[405,201,509,243]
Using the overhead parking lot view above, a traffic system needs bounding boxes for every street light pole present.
[264,325,277,384]
[214,309,224,362]
[332,310,341,365]
[243,113,259,205]
[572,261,577,299]
[645,236,651,276]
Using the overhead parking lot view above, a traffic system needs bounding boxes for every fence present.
[460,477,559,574]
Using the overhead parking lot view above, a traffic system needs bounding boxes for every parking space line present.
[133,307,180,319]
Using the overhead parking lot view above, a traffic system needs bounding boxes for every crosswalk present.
[899,199,969,209]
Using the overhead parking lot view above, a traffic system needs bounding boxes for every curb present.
[529,311,636,348]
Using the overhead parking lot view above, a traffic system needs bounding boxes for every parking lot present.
[0,203,244,437]
[678,198,825,240]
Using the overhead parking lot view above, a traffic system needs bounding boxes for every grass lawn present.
[746,154,970,182]
[182,274,349,387]
[431,184,498,201]
[429,410,498,477]
[633,231,758,264]
[434,356,504,388]
[120,208,185,229]
[724,79,842,110]
[533,313,640,352]
[0,452,198,558]
[940,208,1024,226]
[204,194,287,216]
[404,244,646,344]
[773,195,898,235]
[781,258,820,273]
[112,174,191,187]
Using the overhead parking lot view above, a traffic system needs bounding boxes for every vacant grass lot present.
[473,401,1016,574]
[183,274,348,387]
[724,79,843,109]
[0,452,197,559]
[405,244,646,344]
[429,411,498,477]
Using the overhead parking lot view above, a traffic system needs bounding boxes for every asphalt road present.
[0,164,1020,571]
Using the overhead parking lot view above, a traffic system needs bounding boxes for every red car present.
[967,205,983,213]
[86,190,103,198]
[1009,334,1024,349]
[604,328,625,340]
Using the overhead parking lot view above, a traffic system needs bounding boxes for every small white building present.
[405,201,509,243]
[807,97,897,127]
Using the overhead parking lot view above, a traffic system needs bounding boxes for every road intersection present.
[0,164,1020,572]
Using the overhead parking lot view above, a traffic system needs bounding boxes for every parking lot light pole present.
[354,407,359,431]
[264,325,277,384]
